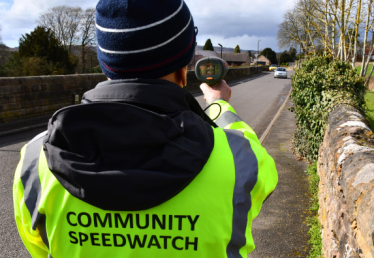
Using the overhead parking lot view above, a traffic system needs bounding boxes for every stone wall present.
[318,104,374,257]
[0,67,263,123]
[0,74,106,123]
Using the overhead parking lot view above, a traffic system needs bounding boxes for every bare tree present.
[37,5,98,74]
[352,0,362,67]
[277,1,321,56]
[80,8,96,73]
[37,6,82,53]
[360,0,374,77]
[278,0,374,87]
[277,8,306,52]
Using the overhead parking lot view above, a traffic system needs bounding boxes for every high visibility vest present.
[13,100,277,258]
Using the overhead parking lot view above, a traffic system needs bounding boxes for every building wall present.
[258,55,271,65]
[0,66,263,123]
[228,62,246,67]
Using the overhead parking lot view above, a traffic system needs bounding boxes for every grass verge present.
[306,163,323,258]
[355,65,373,77]
[365,90,374,130]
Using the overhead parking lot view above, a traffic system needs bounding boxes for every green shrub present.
[88,65,103,74]
[21,57,52,76]
[291,55,366,161]
[0,52,23,77]
[264,65,270,71]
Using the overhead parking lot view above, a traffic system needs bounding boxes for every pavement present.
[0,84,311,257]
[249,99,310,257]
[0,115,50,137]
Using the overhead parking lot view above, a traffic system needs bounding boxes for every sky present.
[0,0,296,52]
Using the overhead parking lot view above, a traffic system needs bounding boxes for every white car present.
[274,68,287,79]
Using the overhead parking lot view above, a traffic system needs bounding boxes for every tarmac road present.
[0,72,295,257]
[194,72,292,139]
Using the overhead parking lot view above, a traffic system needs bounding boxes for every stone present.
[357,186,374,257]
[0,68,262,123]
[319,104,374,257]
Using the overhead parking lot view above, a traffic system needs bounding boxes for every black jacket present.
[43,79,215,211]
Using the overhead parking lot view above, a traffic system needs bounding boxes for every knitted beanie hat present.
[96,0,196,80]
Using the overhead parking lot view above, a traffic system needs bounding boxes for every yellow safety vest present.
[13,100,277,258]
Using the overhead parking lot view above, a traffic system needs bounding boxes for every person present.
[13,0,278,257]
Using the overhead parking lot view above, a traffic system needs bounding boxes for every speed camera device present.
[195,57,229,86]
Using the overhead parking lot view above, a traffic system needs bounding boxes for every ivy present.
[291,55,366,162]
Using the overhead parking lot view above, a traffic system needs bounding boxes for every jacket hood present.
[43,79,215,211]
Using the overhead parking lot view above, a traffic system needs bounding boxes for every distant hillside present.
[196,45,253,53]
[0,44,18,52]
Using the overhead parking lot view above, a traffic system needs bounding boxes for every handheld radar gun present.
[195,57,229,86]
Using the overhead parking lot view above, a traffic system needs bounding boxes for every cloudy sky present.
[0,0,296,52]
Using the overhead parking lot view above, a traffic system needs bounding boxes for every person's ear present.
[176,66,188,87]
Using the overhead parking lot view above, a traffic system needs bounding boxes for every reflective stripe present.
[96,0,184,33]
[216,111,243,128]
[98,16,191,55]
[224,129,258,258]
[20,132,50,250]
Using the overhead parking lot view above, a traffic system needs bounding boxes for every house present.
[188,50,218,70]
[365,46,374,60]
[188,50,251,70]
[221,53,250,67]
[195,50,218,58]
[257,55,271,65]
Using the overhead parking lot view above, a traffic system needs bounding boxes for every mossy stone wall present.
[318,104,374,257]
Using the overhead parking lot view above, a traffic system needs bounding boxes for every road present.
[0,71,292,257]
[194,72,291,139]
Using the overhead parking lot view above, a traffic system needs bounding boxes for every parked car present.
[269,64,278,71]
[274,67,287,78]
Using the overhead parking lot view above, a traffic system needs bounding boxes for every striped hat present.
[96,0,196,80]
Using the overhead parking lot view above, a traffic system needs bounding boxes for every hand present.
[200,80,232,103]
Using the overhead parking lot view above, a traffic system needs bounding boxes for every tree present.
[0,43,12,68]
[360,0,374,78]
[279,51,293,64]
[18,26,77,75]
[0,52,23,77]
[80,8,96,73]
[0,23,6,67]
[37,6,82,53]
[20,27,65,63]
[0,24,21,76]
[234,45,241,53]
[352,0,362,67]
[277,0,321,57]
[278,0,374,86]
[260,48,277,64]
[203,39,214,51]
[288,47,297,60]
[37,6,98,74]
